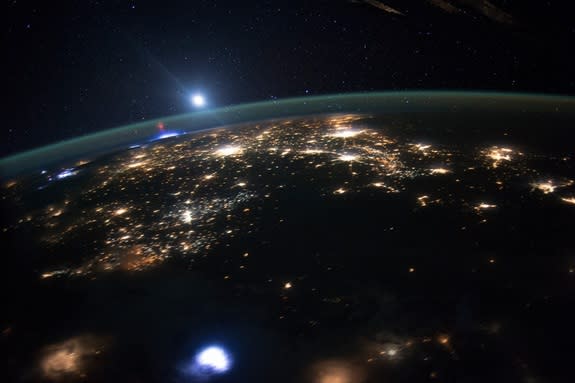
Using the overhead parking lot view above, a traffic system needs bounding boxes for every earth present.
[1,92,575,383]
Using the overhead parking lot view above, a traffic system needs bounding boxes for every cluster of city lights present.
[2,113,574,383]
[1,114,573,281]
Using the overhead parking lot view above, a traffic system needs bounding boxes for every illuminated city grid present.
[2,114,574,278]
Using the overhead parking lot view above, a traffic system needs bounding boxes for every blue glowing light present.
[195,346,231,372]
[185,345,232,378]
[56,168,78,179]
[151,131,181,141]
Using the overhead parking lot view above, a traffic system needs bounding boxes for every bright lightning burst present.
[196,346,230,372]
[56,168,78,179]
[186,345,232,377]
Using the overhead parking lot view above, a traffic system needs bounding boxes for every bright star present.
[191,93,206,107]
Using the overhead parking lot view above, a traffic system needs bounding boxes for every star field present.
[3,1,575,156]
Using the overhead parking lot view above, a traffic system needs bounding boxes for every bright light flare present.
[191,93,206,107]
[56,169,78,179]
[561,197,575,205]
[190,346,231,374]
[155,132,180,140]
[197,347,230,371]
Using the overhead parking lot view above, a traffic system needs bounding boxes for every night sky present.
[3,0,574,157]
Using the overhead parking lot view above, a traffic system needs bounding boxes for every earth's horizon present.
[2,93,575,382]
[2,90,575,178]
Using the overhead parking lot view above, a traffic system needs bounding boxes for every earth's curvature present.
[2,92,575,383]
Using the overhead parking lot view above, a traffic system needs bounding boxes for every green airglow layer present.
[2,91,574,177]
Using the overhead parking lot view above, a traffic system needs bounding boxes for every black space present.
[3,0,574,156]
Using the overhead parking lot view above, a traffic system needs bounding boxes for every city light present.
[3,114,572,280]
[215,145,242,156]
